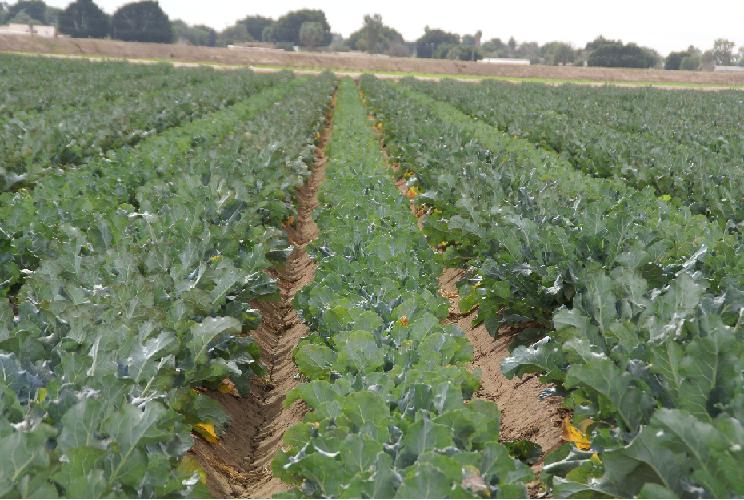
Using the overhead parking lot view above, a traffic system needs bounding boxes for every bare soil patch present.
[4,35,744,86]
[189,93,334,498]
[438,269,564,460]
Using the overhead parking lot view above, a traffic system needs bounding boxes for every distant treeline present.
[1,0,743,70]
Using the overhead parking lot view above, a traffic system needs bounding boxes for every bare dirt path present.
[190,93,335,498]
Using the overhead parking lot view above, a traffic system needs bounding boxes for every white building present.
[0,23,57,38]
[479,57,530,66]
[714,65,744,72]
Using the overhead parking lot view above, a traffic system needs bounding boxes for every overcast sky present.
[42,0,744,55]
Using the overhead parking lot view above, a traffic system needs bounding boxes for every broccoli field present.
[2,53,744,498]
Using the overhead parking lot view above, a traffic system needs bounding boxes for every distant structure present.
[479,57,530,66]
[714,65,744,72]
[0,23,57,38]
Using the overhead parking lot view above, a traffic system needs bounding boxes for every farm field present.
[1,54,743,498]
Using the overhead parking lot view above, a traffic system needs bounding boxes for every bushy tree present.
[712,38,735,65]
[240,15,273,41]
[45,5,59,24]
[261,24,274,42]
[273,9,330,46]
[665,50,687,70]
[415,27,459,58]
[348,14,404,54]
[6,0,47,23]
[542,42,576,65]
[111,1,172,43]
[680,54,702,70]
[217,22,251,46]
[299,21,325,48]
[58,0,110,38]
[587,39,659,68]
[172,20,216,46]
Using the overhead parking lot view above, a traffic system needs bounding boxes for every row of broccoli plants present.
[0,71,298,298]
[1,54,195,117]
[0,74,335,498]
[271,79,533,498]
[1,57,287,192]
[361,75,744,498]
[408,78,744,226]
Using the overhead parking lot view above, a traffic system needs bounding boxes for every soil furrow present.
[190,93,335,499]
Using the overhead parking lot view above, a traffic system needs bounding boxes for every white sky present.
[42,0,744,55]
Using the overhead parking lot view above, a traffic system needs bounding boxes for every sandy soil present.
[4,35,744,86]
[189,93,334,498]
[438,269,564,459]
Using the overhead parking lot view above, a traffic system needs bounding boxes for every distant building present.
[480,57,530,66]
[714,65,744,72]
[0,23,57,38]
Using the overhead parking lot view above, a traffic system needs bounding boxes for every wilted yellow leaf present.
[194,422,219,444]
[218,378,240,397]
[561,417,591,451]
[397,315,409,327]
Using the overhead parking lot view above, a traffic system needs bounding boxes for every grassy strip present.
[271,79,532,498]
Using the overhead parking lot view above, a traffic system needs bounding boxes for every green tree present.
[712,38,735,65]
[587,40,659,68]
[516,41,540,62]
[240,15,273,41]
[218,22,251,45]
[45,4,59,24]
[347,14,404,54]
[415,27,459,58]
[542,41,576,65]
[111,1,172,43]
[298,21,325,49]
[680,54,702,70]
[9,9,38,24]
[6,1,47,23]
[58,0,110,38]
[481,37,506,57]
[507,36,517,54]
[273,9,330,46]
[261,24,274,42]
[172,20,216,46]
[664,50,688,70]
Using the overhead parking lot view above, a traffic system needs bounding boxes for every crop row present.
[361,75,744,498]
[408,79,744,225]
[1,55,287,192]
[0,54,198,117]
[0,74,335,497]
[272,80,532,498]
